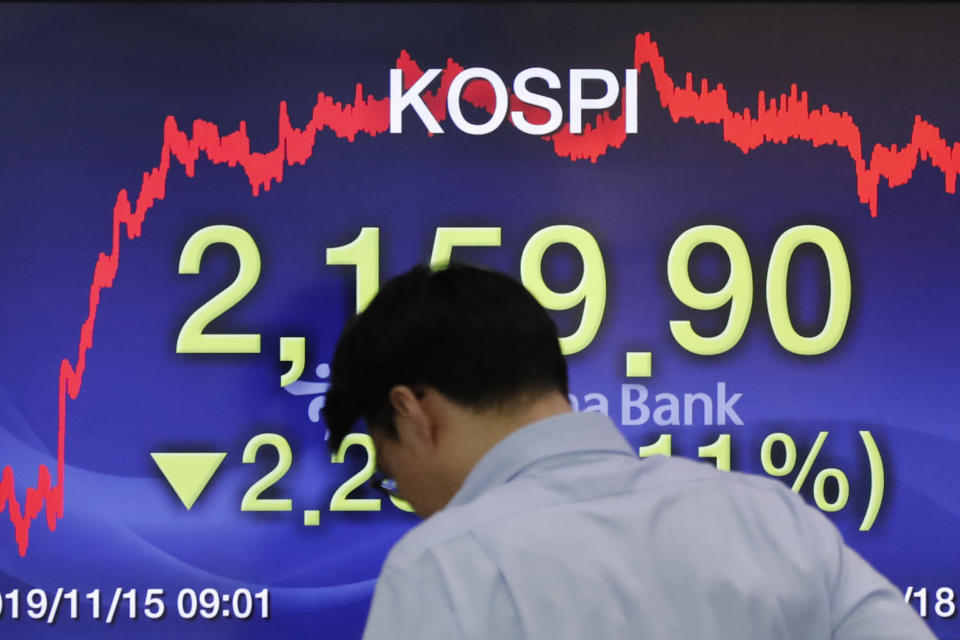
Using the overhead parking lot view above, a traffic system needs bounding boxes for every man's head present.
[323,263,571,517]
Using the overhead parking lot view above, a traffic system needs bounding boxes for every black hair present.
[323,263,568,451]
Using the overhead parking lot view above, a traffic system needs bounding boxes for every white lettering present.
[569,69,619,134]
[511,67,563,135]
[390,68,444,134]
[447,68,508,136]
[653,393,679,426]
[624,69,639,134]
[620,383,744,427]
[684,392,713,426]
[716,382,743,425]
[582,392,609,416]
[621,384,650,426]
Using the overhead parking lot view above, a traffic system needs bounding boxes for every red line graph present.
[1,32,957,555]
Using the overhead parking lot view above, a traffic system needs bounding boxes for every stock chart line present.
[2,32,957,555]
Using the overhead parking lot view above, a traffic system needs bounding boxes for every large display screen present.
[1,5,957,638]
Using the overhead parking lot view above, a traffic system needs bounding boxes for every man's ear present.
[387,385,436,448]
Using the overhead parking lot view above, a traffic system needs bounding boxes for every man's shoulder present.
[381,477,561,572]
[383,454,817,573]
[372,453,934,640]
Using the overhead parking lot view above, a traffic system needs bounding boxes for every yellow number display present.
[667,225,753,355]
[760,432,797,477]
[638,434,672,458]
[520,225,606,355]
[327,227,380,313]
[698,433,731,471]
[241,433,293,512]
[330,434,381,512]
[177,225,262,353]
[430,227,502,269]
[389,494,416,513]
[766,225,851,355]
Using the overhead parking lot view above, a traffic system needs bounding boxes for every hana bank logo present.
[284,362,331,439]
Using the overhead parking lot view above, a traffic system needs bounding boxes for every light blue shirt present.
[362,411,933,639]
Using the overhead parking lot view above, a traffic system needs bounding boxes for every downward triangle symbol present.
[151,452,226,510]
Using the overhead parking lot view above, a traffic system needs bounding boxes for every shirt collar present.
[446,411,635,508]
